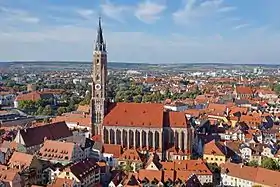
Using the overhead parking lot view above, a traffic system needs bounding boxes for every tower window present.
[96,74,100,80]
[96,59,100,64]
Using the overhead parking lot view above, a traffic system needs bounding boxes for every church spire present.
[95,17,106,52]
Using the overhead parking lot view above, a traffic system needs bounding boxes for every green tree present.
[261,157,278,170]
[42,105,52,116]
[248,160,259,167]
[36,106,44,115]
[18,100,36,111]
[133,95,142,103]
[142,94,153,103]
[80,93,91,105]
[6,80,16,87]
[123,95,133,102]
[57,107,67,116]
[122,161,134,173]
[273,84,280,94]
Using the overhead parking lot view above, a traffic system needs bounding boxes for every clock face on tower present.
[95,84,101,90]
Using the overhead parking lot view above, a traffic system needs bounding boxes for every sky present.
[0,0,280,64]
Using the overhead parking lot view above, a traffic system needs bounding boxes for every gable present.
[58,171,81,182]
[145,161,159,171]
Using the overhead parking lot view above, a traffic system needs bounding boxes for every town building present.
[221,162,280,187]
[14,121,73,153]
[8,151,42,186]
[57,158,100,187]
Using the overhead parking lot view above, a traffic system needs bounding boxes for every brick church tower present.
[91,17,108,135]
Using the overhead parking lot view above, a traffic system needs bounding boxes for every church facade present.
[91,19,193,159]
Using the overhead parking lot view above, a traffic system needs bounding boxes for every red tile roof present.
[102,144,122,158]
[15,91,53,102]
[138,170,162,182]
[236,86,254,95]
[103,103,164,128]
[119,149,145,162]
[204,140,226,156]
[164,111,187,128]
[52,113,91,127]
[221,162,280,187]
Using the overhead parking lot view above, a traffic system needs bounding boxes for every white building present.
[164,102,189,112]
[221,162,280,187]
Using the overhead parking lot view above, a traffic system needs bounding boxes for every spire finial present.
[98,16,102,28]
[95,16,106,52]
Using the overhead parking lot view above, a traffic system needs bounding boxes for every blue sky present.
[0,0,279,63]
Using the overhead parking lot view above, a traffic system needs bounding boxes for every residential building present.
[14,121,73,153]
[203,140,227,166]
[0,146,13,165]
[8,152,42,186]
[57,158,100,187]
[101,144,122,168]
[38,140,85,165]
[0,166,22,187]
[14,91,55,108]
[221,162,280,187]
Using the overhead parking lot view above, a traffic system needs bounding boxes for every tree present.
[18,100,36,111]
[80,93,91,105]
[272,84,280,94]
[248,160,259,167]
[36,106,44,115]
[6,80,16,87]
[122,161,133,173]
[142,94,153,103]
[133,95,142,103]
[261,157,278,170]
[57,107,67,116]
[42,105,52,116]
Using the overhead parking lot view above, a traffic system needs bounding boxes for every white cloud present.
[134,1,166,24]
[1,24,280,63]
[76,9,95,19]
[100,1,131,22]
[173,0,230,25]
[218,6,236,12]
[0,7,40,24]
[233,23,250,30]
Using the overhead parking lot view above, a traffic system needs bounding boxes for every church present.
[91,18,193,159]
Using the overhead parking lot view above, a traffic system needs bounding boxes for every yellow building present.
[203,140,226,166]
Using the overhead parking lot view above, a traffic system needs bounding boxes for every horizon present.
[0,0,280,63]
[4,61,280,66]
